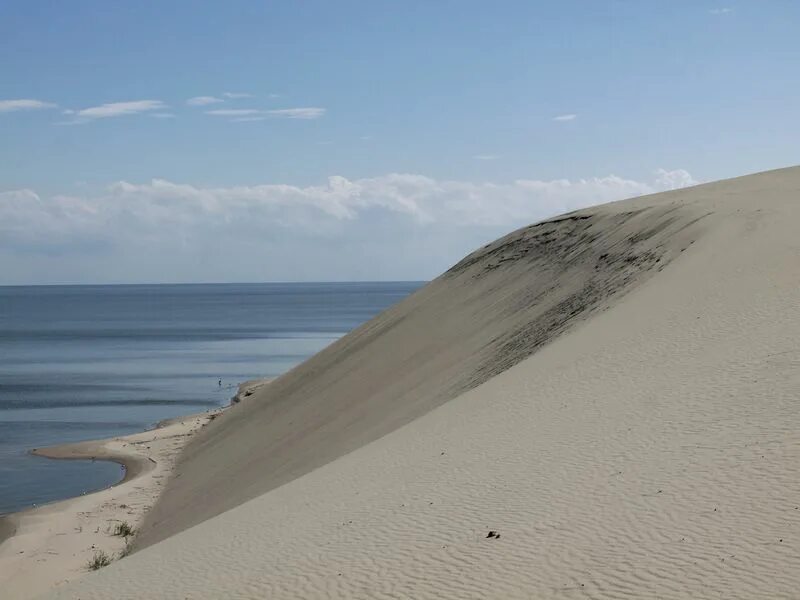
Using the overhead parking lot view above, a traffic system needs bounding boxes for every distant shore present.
[0,378,270,599]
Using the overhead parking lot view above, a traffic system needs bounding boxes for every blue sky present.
[1,1,799,284]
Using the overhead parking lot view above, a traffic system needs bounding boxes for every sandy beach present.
[4,166,799,598]
[0,408,224,599]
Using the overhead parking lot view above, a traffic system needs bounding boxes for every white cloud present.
[205,109,262,117]
[267,107,326,119]
[187,96,224,106]
[205,107,326,121]
[0,99,57,113]
[553,114,577,122]
[150,113,176,119]
[231,117,266,122]
[709,7,733,14]
[73,100,167,120]
[0,168,697,241]
[223,92,253,99]
[473,155,500,161]
[0,169,698,283]
[654,168,696,190]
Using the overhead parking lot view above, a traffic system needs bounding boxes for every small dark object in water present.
[486,530,500,539]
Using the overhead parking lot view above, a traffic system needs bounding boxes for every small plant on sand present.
[113,521,135,538]
[87,550,111,570]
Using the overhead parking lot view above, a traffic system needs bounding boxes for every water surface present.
[0,282,422,514]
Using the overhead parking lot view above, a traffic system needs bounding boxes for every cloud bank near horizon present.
[0,169,697,284]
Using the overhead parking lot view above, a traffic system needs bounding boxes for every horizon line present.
[0,280,429,289]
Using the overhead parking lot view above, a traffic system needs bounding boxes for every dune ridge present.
[46,166,800,598]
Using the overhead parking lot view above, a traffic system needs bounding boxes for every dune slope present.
[47,167,800,598]
[135,182,708,550]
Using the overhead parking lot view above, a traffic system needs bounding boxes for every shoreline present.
[0,405,228,599]
[0,379,274,551]
[0,431,153,549]
[0,414,194,548]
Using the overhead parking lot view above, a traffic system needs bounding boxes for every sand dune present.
[45,167,800,598]
[134,188,707,551]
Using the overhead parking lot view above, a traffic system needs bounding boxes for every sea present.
[0,282,422,516]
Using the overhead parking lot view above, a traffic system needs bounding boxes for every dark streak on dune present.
[452,206,711,390]
[0,515,17,547]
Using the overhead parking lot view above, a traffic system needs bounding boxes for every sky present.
[1,1,799,285]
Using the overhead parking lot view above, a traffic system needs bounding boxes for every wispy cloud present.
[709,7,733,14]
[150,113,176,119]
[206,109,263,117]
[206,107,326,121]
[473,154,500,161]
[71,100,168,121]
[267,107,326,120]
[186,96,223,106]
[223,92,252,99]
[553,114,577,122]
[231,117,266,123]
[0,99,57,113]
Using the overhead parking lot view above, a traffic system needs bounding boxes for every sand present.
[0,409,222,599]
[31,166,800,598]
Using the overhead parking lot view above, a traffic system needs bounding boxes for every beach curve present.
[0,405,230,599]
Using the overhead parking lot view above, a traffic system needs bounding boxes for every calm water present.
[0,282,422,515]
